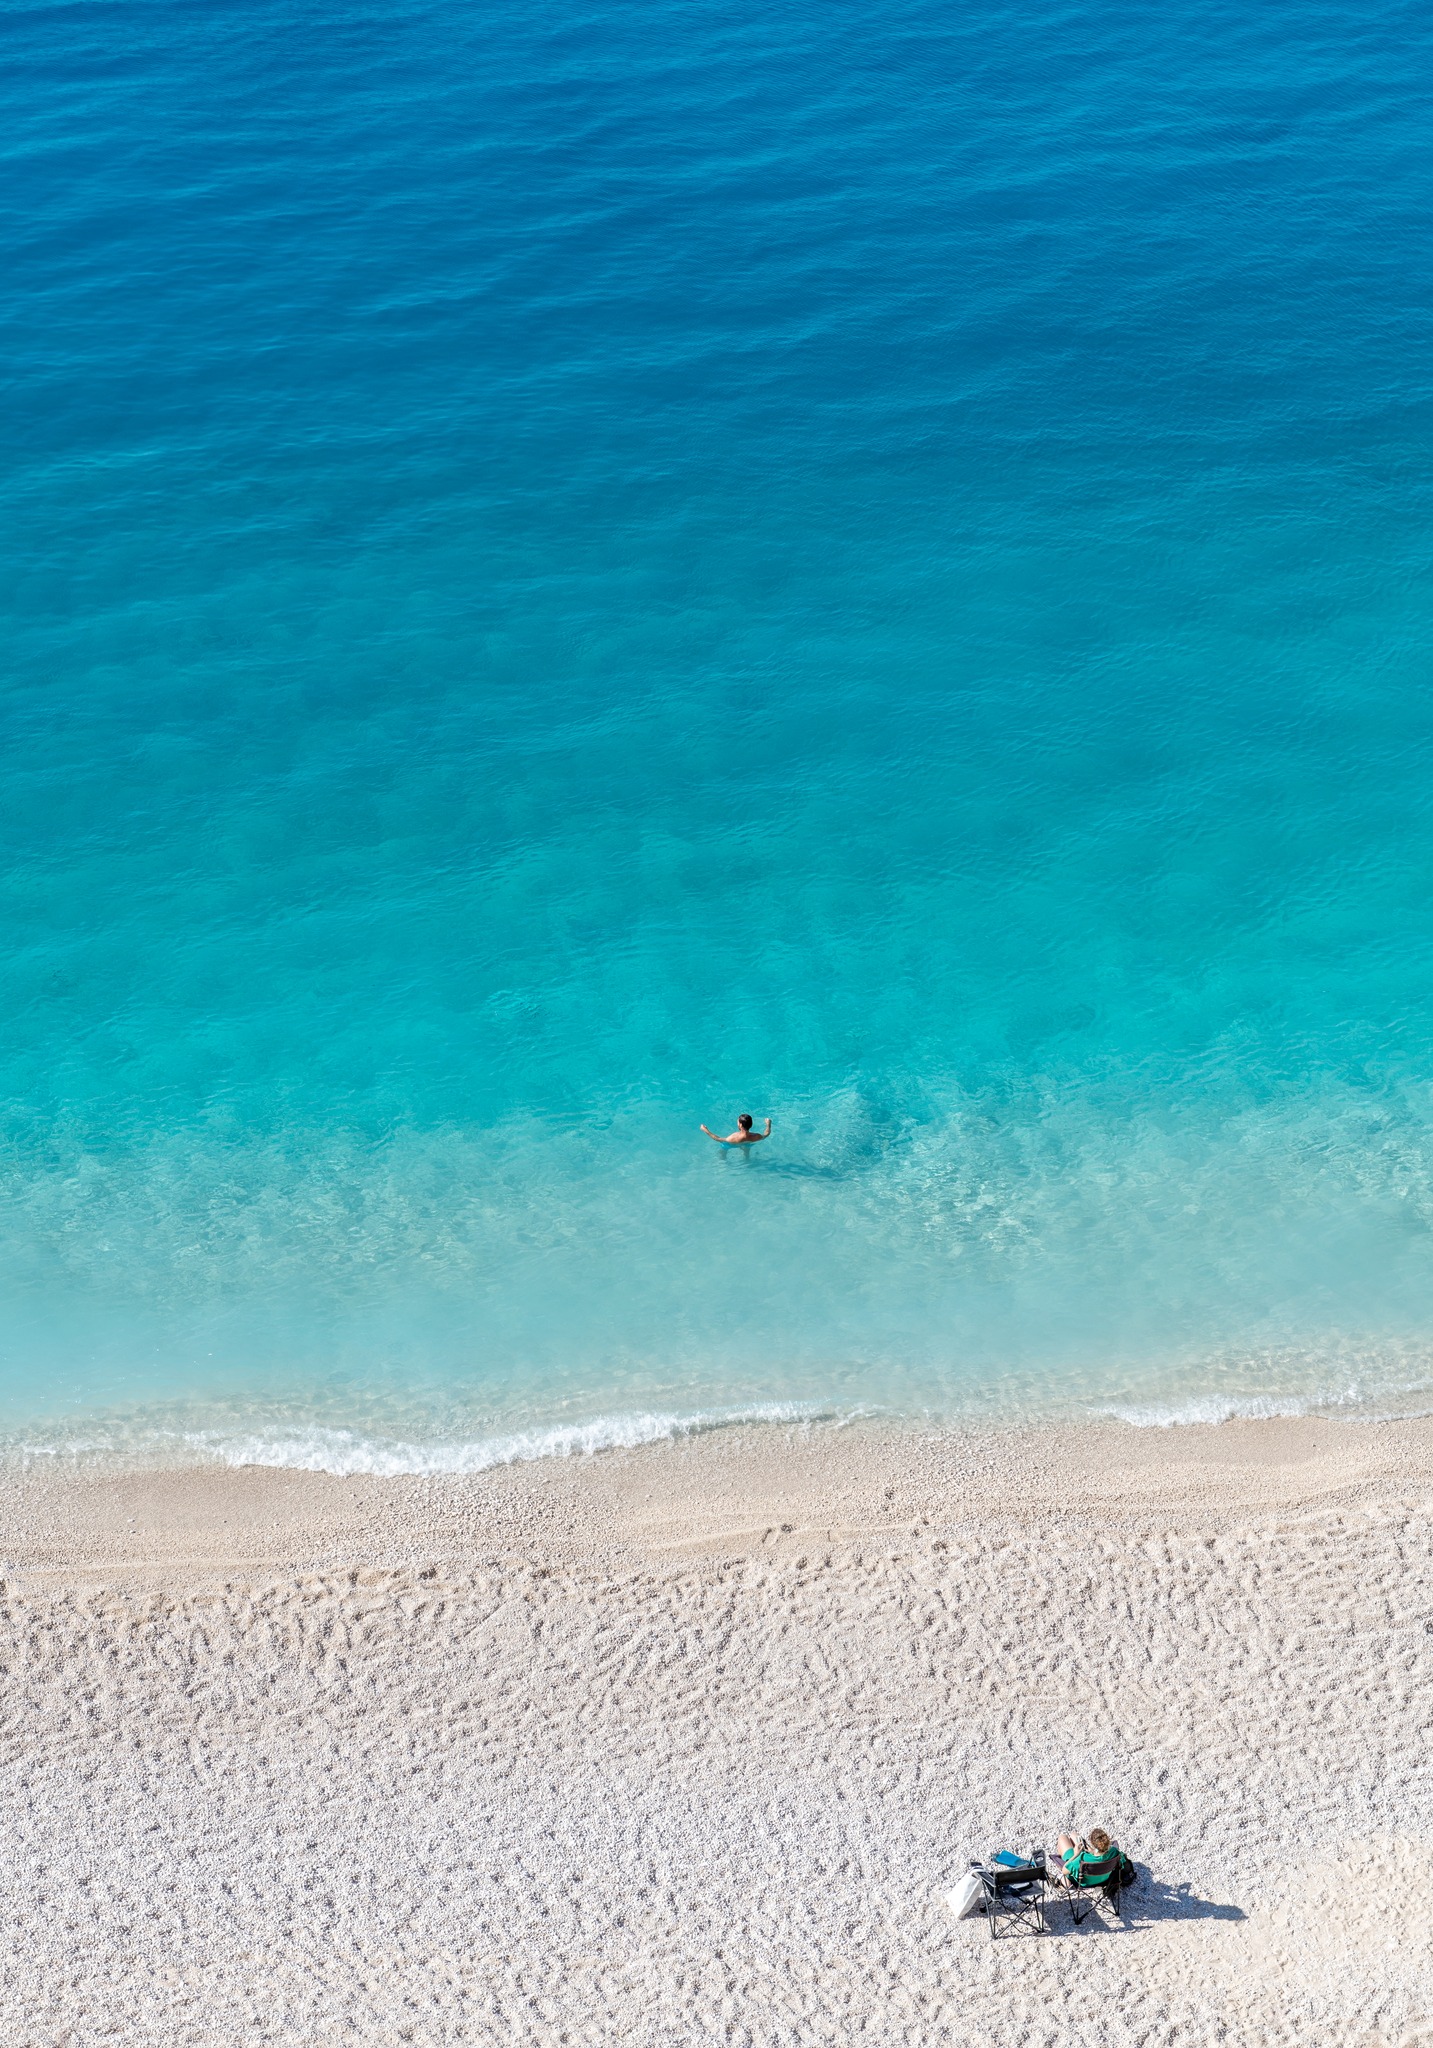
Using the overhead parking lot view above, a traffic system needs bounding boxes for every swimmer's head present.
[737,1113,753,1132]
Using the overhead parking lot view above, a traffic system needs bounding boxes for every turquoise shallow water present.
[6,0,1433,1467]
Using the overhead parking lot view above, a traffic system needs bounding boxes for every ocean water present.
[6,0,1433,1470]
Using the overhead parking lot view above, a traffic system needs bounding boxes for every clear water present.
[6,0,1433,1469]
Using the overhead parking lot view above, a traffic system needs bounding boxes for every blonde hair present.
[1088,1828,1111,1854]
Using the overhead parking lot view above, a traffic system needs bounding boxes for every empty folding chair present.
[975,1851,1048,1937]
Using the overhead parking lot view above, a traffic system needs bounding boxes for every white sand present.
[2,1416,1432,2045]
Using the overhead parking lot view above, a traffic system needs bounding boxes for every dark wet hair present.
[738,1113,753,1131]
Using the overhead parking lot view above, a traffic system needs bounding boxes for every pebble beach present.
[3,1416,1431,2046]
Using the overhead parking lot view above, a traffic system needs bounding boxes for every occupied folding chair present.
[1057,1842,1132,1925]
[974,1850,1048,1937]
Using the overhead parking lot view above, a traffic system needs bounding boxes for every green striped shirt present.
[1062,1844,1121,1887]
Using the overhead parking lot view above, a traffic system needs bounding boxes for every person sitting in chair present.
[1054,1828,1126,1897]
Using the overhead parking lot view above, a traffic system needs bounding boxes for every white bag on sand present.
[945,1872,985,1921]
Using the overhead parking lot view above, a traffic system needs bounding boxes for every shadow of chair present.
[1133,1877,1246,1924]
[1048,1868,1246,1934]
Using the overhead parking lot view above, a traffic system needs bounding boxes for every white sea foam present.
[1102,1390,1341,1429]
[185,1401,851,1477]
[1101,1381,1433,1429]
[8,1364,1433,1477]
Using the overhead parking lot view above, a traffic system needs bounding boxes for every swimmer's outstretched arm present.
[700,1124,733,1143]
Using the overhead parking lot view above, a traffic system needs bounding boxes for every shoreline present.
[4,1410,1432,1578]
[10,1372,1433,1487]
[3,1412,1431,2043]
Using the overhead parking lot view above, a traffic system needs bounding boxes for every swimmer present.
[700,1113,771,1145]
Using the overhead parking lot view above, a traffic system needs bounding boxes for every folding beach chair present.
[975,1851,1048,1937]
[1058,1844,1132,1925]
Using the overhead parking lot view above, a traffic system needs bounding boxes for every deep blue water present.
[5,0,1433,1467]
